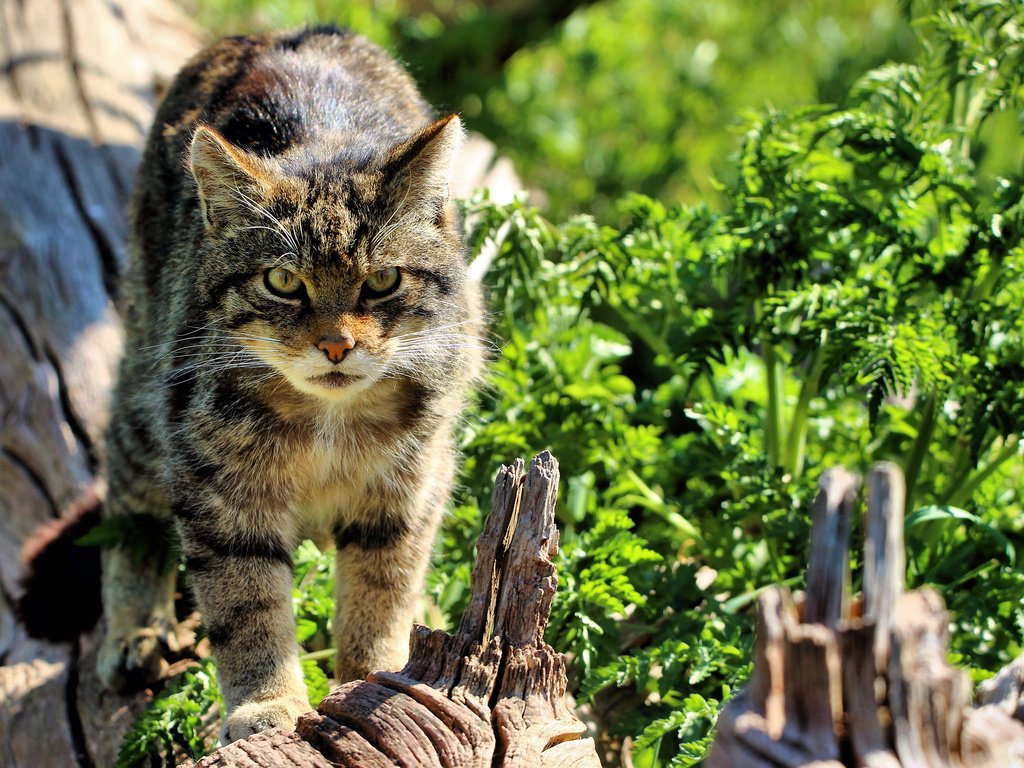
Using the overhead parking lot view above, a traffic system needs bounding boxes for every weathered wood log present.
[191,452,600,767]
[978,655,1024,721]
[707,463,1024,767]
[0,1,200,765]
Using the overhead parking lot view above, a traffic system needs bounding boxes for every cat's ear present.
[386,114,464,211]
[189,126,273,229]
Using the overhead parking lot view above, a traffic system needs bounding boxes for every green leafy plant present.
[115,544,340,766]
[432,5,1024,764]
[116,658,222,768]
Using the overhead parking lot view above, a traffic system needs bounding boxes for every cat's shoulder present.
[173,25,359,80]
[151,26,424,155]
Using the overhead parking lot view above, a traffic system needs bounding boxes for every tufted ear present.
[385,114,464,212]
[189,126,274,229]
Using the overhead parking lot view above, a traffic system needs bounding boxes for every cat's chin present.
[283,370,376,402]
[311,372,362,389]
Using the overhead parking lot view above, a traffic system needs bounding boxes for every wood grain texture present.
[0,0,198,764]
[707,464,1024,768]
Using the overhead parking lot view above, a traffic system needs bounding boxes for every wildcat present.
[98,26,483,742]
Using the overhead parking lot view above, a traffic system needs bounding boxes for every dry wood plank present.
[0,650,77,768]
[863,462,906,671]
[960,705,1024,766]
[189,729,336,768]
[804,467,857,629]
[0,1,197,765]
[978,654,1024,721]
[887,589,969,768]
[840,621,901,768]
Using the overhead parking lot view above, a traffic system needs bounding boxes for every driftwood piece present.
[194,452,600,768]
[708,463,1024,767]
[978,655,1024,721]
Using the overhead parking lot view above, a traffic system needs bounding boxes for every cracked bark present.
[707,464,1024,767]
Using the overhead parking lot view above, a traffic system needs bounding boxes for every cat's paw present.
[221,696,310,744]
[96,618,176,692]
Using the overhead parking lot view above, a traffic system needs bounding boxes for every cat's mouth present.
[310,371,363,389]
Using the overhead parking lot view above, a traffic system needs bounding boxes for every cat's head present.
[185,115,481,403]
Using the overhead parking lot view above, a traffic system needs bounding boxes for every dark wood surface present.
[0,1,196,764]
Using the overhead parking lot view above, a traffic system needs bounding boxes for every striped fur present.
[98,27,483,743]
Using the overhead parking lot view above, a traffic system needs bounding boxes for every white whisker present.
[233,188,299,252]
[370,185,413,252]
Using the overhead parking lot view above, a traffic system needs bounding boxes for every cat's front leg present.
[98,541,178,690]
[177,506,308,743]
[97,414,180,692]
[332,480,446,682]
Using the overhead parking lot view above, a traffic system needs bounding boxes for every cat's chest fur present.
[284,394,420,544]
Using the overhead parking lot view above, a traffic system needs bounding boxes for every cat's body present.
[99,27,482,741]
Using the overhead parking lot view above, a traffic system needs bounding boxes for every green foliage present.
[292,539,334,650]
[184,0,918,220]
[78,513,178,572]
[292,541,336,707]
[631,694,720,768]
[301,658,331,708]
[117,544,338,763]
[484,0,916,219]
[116,659,222,768]
[430,2,1024,762]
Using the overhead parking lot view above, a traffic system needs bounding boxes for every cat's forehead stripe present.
[267,173,395,271]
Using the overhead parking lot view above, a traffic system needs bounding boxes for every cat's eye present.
[265,267,304,298]
[362,267,401,299]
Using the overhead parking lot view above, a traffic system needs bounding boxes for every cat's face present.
[188,117,474,402]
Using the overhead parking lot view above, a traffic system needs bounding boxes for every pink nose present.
[318,335,355,363]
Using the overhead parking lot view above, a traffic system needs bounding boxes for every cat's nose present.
[317,334,355,363]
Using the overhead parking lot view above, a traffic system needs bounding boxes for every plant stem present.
[782,330,828,477]
[939,438,974,506]
[623,467,700,539]
[904,390,938,515]
[947,434,1021,508]
[763,341,785,469]
[300,648,336,662]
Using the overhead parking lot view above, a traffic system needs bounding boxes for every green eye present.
[265,267,304,297]
[362,267,400,298]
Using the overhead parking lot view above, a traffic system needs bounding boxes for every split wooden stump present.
[193,452,600,768]
[708,463,1024,768]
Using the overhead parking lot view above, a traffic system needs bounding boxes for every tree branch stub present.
[708,462,1024,768]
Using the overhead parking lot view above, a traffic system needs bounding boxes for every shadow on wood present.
[707,463,1024,768]
[192,452,600,768]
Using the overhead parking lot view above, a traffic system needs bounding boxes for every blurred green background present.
[180,0,919,220]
